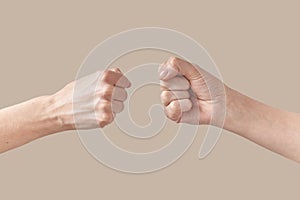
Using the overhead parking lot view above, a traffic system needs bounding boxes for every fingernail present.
[159,70,168,79]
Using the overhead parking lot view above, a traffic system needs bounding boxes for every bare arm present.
[159,57,300,163]
[0,96,61,153]
[0,68,130,153]
[225,87,300,162]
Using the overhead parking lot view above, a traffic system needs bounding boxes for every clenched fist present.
[159,57,226,126]
[52,68,131,130]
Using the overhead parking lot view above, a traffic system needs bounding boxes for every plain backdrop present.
[0,0,299,199]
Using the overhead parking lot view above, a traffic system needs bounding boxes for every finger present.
[165,99,193,122]
[96,99,113,113]
[159,57,203,81]
[112,86,127,101]
[110,68,122,73]
[95,100,115,128]
[160,90,190,106]
[98,85,127,101]
[160,76,190,91]
[180,97,201,124]
[101,70,131,88]
[112,100,124,113]
[158,61,167,74]
[98,113,114,128]
[159,61,178,80]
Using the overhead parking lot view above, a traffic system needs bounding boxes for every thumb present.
[159,57,202,81]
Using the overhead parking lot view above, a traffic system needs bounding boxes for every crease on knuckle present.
[166,101,181,121]
[98,113,113,128]
[169,56,180,66]
[101,71,112,83]
[98,101,111,112]
[100,85,113,100]
[161,91,172,105]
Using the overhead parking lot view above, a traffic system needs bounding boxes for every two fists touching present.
[56,57,225,130]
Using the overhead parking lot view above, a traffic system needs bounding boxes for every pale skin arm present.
[0,68,131,153]
[0,96,61,153]
[2,59,300,164]
[225,88,300,162]
[159,57,300,163]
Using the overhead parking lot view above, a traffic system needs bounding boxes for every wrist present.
[223,86,248,132]
[45,93,76,132]
[39,95,70,134]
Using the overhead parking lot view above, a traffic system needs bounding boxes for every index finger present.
[102,70,131,88]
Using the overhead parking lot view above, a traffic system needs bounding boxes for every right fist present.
[159,57,226,126]
[52,68,131,130]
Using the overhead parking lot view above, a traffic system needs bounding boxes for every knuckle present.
[161,91,172,104]
[166,109,178,121]
[169,100,180,111]
[101,70,111,83]
[98,121,107,128]
[100,85,113,99]
[103,113,113,123]
[169,56,180,66]
[97,113,113,128]
[166,101,181,121]
[98,101,111,112]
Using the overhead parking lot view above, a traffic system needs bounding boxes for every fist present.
[53,68,131,130]
[159,57,226,126]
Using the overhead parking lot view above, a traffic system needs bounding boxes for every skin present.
[159,57,300,163]
[0,68,131,153]
[1,57,300,164]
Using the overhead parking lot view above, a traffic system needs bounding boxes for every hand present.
[51,68,131,130]
[159,57,226,126]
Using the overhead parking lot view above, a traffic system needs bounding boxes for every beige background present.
[0,0,300,199]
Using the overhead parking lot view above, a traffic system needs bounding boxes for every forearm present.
[0,96,63,153]
[224,87,300,162]
[0,69,130,153]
